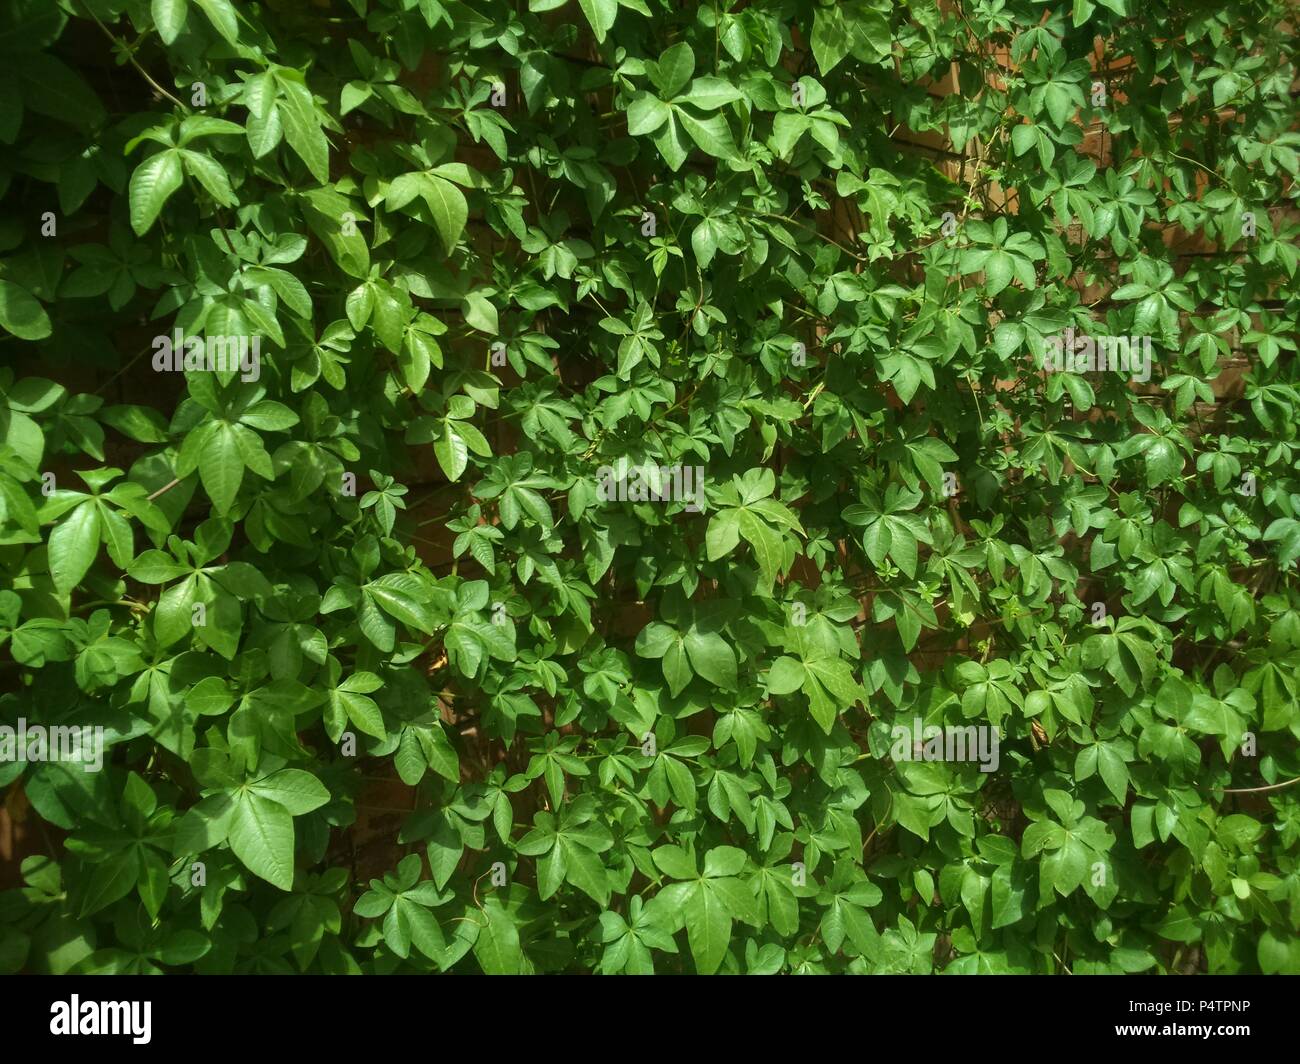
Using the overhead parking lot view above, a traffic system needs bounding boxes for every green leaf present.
[129,150,184,236]
[682,77,743,110]
[578,0,617,42]
[419,724,460,782]
[434,423,469,481]
[767,656,805,695]
[559,837,609,905]
[302,188,370,278]
[811,6,852,74]
[200,422,245,515]
[277,76,330,183]
[420,174,468,256]
[656,43,695,98]
[193,0,238,43]
[152,0,188,44]
[683,628,737,689]
[0,280,51,340]
[48,502,101,596]
[676,108,738,160]
[627,93,671,136]
[228,792,296,890]
[473,899,523,974]
[983,251,1015,296]
[682,883,733,974]
[248,769,330,815]
[736,510,784,593]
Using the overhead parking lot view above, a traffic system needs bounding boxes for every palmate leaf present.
[636,620,737,694]
[842,489,931,578]
[476,455,556,529]
[649,846,757,974]
[387,172,468,255]
[767,648,865,732]
[432,412,490,481]
[328,676,385,739]
[223,770,328,890]
[706,475,802,594]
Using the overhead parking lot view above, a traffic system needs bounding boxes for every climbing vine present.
[1,0,1298,974]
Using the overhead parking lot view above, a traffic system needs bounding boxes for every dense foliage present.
[1,0,1298,975]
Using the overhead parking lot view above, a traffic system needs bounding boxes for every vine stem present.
[147,477,182,501]
[82,5,188,111]
[1220,775,1300,795]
